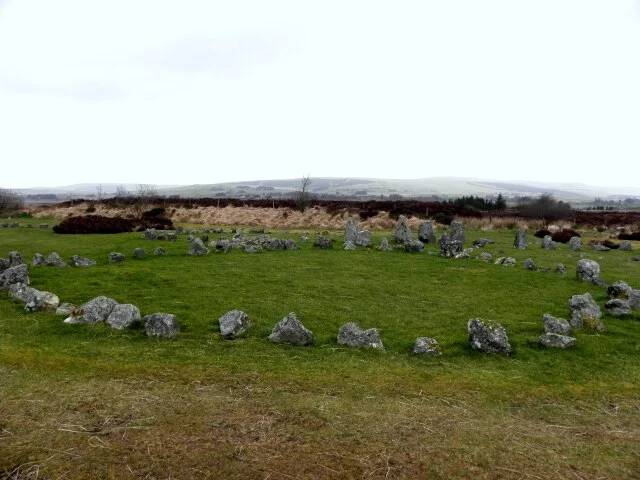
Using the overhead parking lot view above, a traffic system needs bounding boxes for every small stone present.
[378,238,392,251]
[477,252,493,262]
[144,313,180,338]
[539,333,576,349]
[554,263,567,275]
[467,318,511,355]
[32,253,46,267]
[154,247,166,256]
[405,240,425,253]
[219,310,251,339]
[313,236,334,249]
[337,322,384,349]
[45,252,68,267]
[619,241,632,251]
[605,299,632,316]
[268,312,314,346]
[543,314,572,335]
[472,238,495,248]
[8,251,25,267]
[343,240,357,250]
[187,238,210,256]
[133,248,146,258]
[523,258,537,270]
[106,304,141,329]
[70,255,96,267]
[413,337,442,356]
[109,252,126,263]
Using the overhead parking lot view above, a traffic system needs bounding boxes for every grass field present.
[1,222,639,479]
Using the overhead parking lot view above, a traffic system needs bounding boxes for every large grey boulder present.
[344,217,358,243]
[70,255,96,267]
[187,238,210,256]
[405,240,424,253]
[569,236,582,251]
[467,318,511,355]
[106,304,141,329]
[393,215,412,244]
[8,251,25,267]
[539,333,576,349]
[8,282,59,312]
[543,314,572,335]
[449,221,465,245]
[337,322,384,349]
[64,296,118,325]
[418,221,436,244]
[219,309,251,339]
[144,313,180,338]
[513,229,527,249]
[542,235,556,250]
[109,252,126,263]
[413,337,442,356]
[605,299,632,316]
[569,293,604,331]
[313,236,334,249]
[45,252,68,267]
[268,313,314,346]
[0,264,30,289]
[576,259,601,284]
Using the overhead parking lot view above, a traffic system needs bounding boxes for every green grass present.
[1,225,639,479]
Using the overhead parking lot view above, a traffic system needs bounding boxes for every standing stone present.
[405,240,425,253]
[144,313,180,338]
[106,304,141,329]
[8,251,25,267]
[337,322,384,349]
[542,235,557,250]
[393,215,412,244]
[64,296,118,325]
[569,236,582,251]
[605,299,632,316]
[0,264,30,289]
[218,310,251,339]
[70,255,96,267]
[619,241,632,251]
[188,238,210,256]
[413,337,442,356]
[109,252,126,263]
[523,258,537,271]
[378,238,392,251]
[449,221,465,245]
[569,293,604,331]
[133,248,146,258]
[45,252,68,267]
[8,282,59,312]
[268,313,314,346]
[344,217,358,243]
[543,314,572,335]
[32,253,46,267]
[418,221,436,244]
[576,259,601,284]
[538,333,576,349]
[513,229,527,249]
[355,230,372,247]
[439,233,463,258]
[467,318,511,355]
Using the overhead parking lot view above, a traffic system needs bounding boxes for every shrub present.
[534,229,551,238]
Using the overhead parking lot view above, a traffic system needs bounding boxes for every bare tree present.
[95,184,105,204]
[295,174,312,212]
[0,188,23,214]
[131,184,158,218]
[114,185,129,205]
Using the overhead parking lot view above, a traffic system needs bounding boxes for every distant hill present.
[15,177,640,205]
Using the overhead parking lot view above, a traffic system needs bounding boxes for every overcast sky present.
[1,1,639,189]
